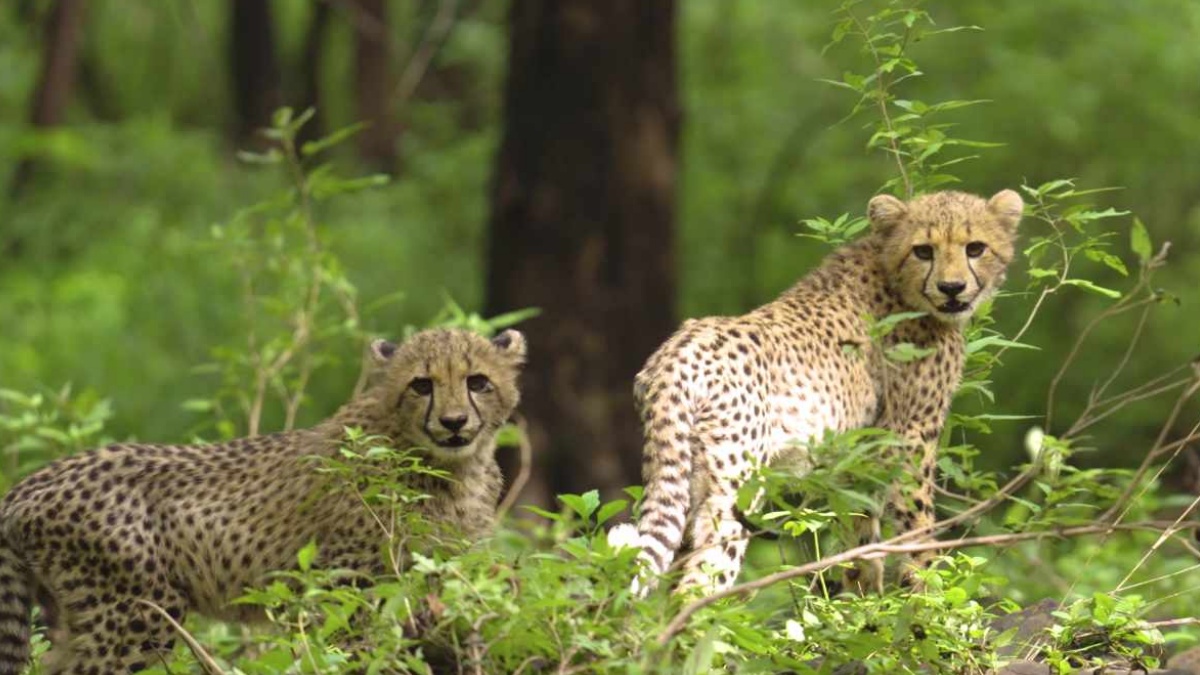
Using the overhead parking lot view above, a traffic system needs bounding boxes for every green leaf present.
[1084,249,1128,276]
[966,335,1040,354]
[0,389,34,406]
[868,311,927,339]
[271,106,294,128]
[486,307,542,331]
[235,149,282,165]
[181,399,214,413]
[494,424,523,447]
[1093,592,1115,623]
[1130,217,1152,263]
[1061,278,1121,299]
[523,505,563,522]
[1025,178,1075,198]
[596,499,628,526]
[1026,267,1059,279]
[35,428,70,444]
[560,490,601,520]
[1064,207,1130,226]
[297,539,318,572]
[885,342,937,363]
[301,122,369,158]
[309,174,390,200]
[944,586,968,607]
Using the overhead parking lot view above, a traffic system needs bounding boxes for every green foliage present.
[825,2,993,197]
[0,386,111,491]
[1039,593,1165,672]
[185,109,390,440]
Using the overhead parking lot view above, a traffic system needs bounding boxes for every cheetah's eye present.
[467,374,493,393]
[965,241,986,258]
[409,378,434,396]
[912,244,934,261]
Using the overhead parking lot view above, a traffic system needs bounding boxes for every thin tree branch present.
[657,521,1200,646]
[497,415,533,520]
[136,600,226,675]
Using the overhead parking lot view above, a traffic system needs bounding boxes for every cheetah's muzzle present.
[434,435,472,448]
[938,298,972,314]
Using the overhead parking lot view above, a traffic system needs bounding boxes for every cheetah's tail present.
[0,540,32,675]
[611,394,694,597]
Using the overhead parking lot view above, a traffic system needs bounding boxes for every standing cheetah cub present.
[0,327,525,674]
[611,190,1023,596]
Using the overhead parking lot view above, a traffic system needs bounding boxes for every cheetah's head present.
[367,328,526,462]
[869,189,1023,324]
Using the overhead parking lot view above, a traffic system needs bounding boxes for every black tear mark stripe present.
[468,387,482,422]
[967,257,983,292]
[423,387,435,431]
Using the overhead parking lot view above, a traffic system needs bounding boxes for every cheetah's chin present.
[433,435,472,449]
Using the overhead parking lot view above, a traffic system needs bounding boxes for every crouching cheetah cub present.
[610,190,1023,596]
[0,328,525,674]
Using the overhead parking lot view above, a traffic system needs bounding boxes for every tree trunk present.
[485,0,680,505]
[297,1,333,147]
[229,0,282,143]
[9,0,86,200]
[352,0,399,172]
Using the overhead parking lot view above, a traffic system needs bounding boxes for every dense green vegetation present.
[2,1,1199,673]
[3,2,1198,464]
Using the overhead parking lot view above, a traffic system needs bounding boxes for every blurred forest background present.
[2,0,1199,507]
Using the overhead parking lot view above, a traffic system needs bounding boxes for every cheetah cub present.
[0,328,525,674]
[610,190,1023,596]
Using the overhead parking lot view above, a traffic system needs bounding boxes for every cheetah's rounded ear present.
[987,189,1024,231]
[369,338,397,365]
[491,329,527,364]
[867,194,907,232]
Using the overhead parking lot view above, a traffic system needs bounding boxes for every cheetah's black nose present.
[937,281,966,297]
[439,415,468,432]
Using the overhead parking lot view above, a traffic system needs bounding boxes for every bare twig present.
[1146,617,1200,629]
[1066,375,1191,438]
[1046,295,1156,430]
[465,612,498,675]
[496,415,533,520]
[1102,378,1200,523]
[1117,492,1200,591]
[1045,242,1171,430]
[136,599,226,675]
[393,0,459,108]
[1093,301,1154,403]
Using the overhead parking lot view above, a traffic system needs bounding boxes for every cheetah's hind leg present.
[677,484,750,596]
[43,584,188,675]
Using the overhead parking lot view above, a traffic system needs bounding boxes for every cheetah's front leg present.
[842,430,941,594]
[890,437,940,587]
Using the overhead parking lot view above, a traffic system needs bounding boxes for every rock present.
[992,660,1051,675]
[1168,645,1200,674]
[989,598,1061,659]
